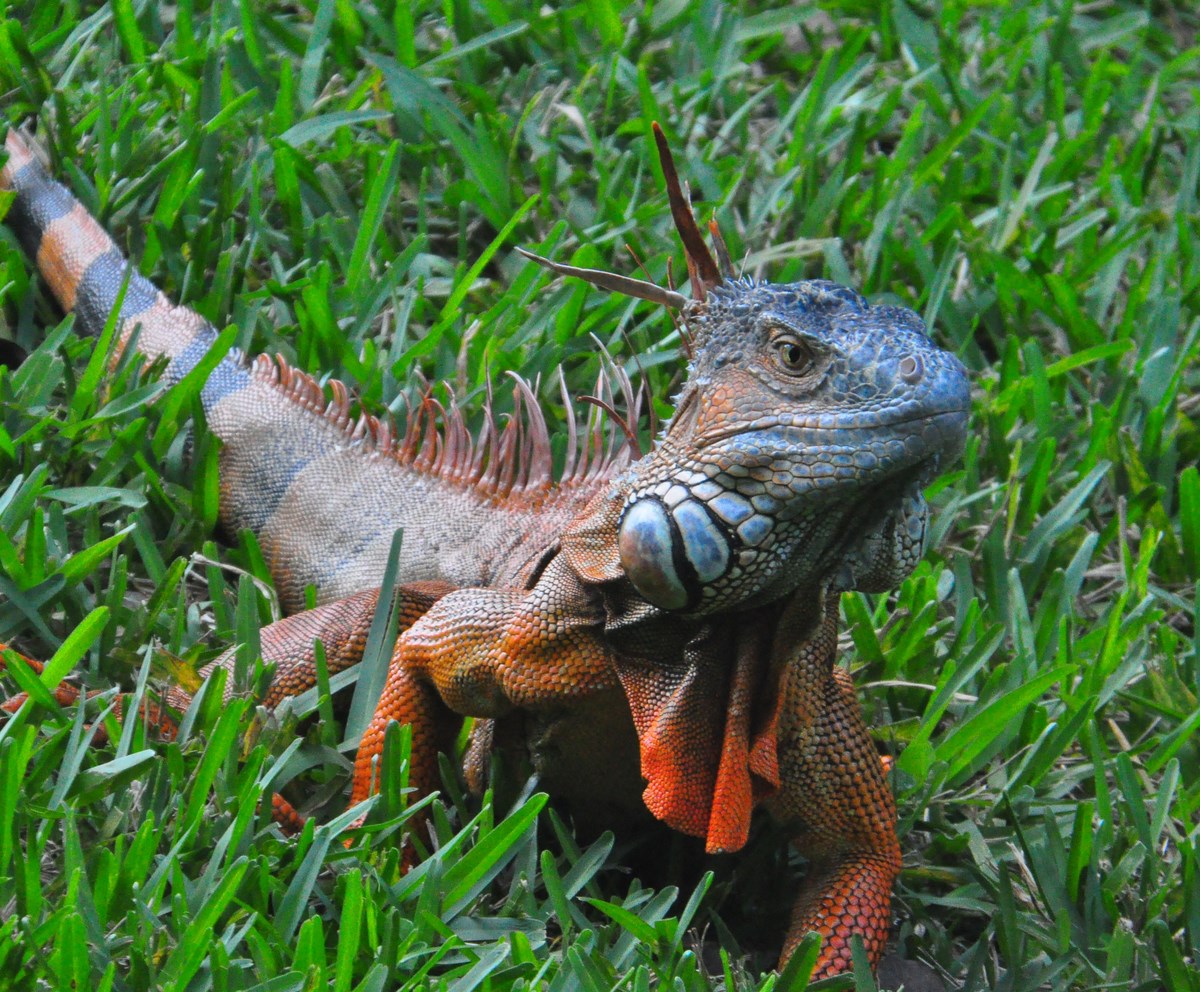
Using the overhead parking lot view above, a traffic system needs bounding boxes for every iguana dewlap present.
[0,125,969,978]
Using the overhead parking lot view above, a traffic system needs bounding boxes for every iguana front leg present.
[350,555,616,807]
[769,591,902,978]
[197,582,456,834]
[172,583,452,707]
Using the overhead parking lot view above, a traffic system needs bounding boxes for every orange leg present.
[271,794,307,835]
[350,656,459,810]
[768,595,902,978]
[204,584,452,833]
[1,643,90,713]
[0,641,175,751]
[0,643,45,672]
[350,556,615,812]
[2,585,453,835]
[193,584,451,708]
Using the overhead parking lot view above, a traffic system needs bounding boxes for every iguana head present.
[535,126,969,616]
[617,275,968,614]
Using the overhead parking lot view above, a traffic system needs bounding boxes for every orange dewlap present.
[706,622,781,853]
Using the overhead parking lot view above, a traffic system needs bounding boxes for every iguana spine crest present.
[252,353,641,499]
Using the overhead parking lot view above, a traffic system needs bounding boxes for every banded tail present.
[1,130,250,403]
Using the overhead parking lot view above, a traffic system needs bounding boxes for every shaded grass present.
[0,1,1198,989]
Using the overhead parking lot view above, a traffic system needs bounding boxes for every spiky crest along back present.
[250,352,645,501]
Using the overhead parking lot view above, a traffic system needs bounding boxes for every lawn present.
[0,1,1197,990]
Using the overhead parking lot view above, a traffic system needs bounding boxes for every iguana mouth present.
[685,407,969,503]
[692,404,970,449]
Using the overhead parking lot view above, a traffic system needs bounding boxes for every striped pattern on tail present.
[1,130,251,408]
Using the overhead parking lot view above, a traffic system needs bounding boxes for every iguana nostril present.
[898,355,922,383]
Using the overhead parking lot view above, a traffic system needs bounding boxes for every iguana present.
[0,124,970,978]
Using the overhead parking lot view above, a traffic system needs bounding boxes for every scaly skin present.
[0,126,970,978]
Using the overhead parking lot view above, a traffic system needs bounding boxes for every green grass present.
[1,1,1198,989]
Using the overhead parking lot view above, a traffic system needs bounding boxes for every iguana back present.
[1,130,629,610]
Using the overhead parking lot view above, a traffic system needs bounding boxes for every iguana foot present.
[782,850,900,977]
[0,643,179,742]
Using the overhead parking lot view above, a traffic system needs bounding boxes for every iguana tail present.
[1,129,250,403]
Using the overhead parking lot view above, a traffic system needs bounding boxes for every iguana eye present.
[773,336,814,375]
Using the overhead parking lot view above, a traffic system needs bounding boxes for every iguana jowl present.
[0,125,970,977]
